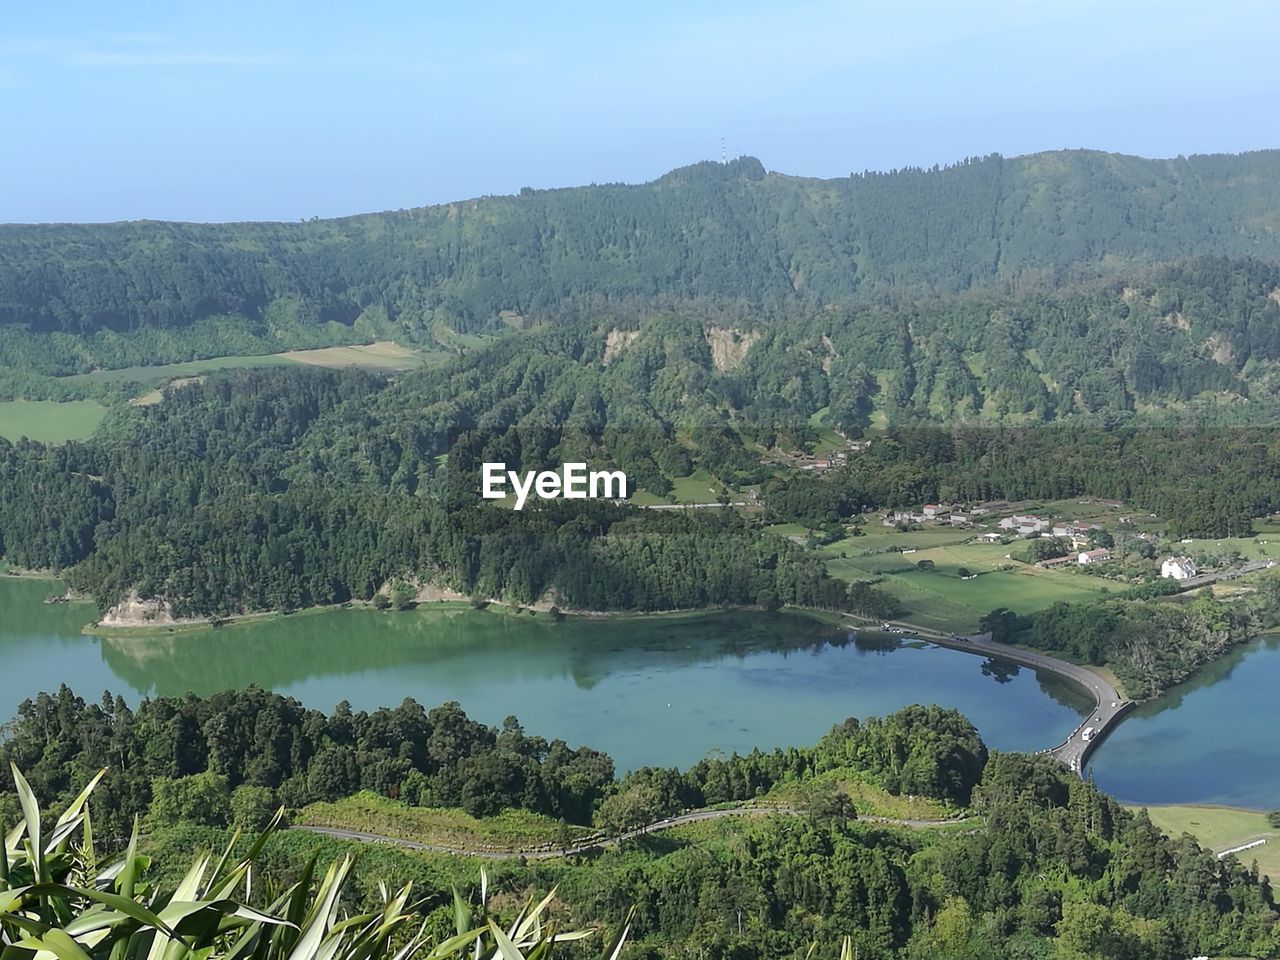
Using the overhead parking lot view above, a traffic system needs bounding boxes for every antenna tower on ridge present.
[721,137,726,164]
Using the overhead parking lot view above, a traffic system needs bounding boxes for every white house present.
[999,514,1048,533]
[1078,548,1111,565]
[1160,556,1199,581]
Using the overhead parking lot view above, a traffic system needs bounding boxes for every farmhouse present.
[978,532,1003,543]
[1161,556,1199,581]
[1038,555,1075,568]
[1077,548,1112,565]
[998,514,1050,535]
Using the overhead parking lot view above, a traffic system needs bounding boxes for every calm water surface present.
[1,577,1087,771]
[1088,633,1280,809]
[6,577,1278,801]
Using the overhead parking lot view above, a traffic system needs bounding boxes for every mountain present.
[4,149,1280,338]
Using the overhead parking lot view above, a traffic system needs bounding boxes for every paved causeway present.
[844,614,1136,777]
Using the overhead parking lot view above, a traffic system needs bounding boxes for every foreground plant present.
[1,765,628,960]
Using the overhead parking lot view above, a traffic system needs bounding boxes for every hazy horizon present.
[4,0,1279,223]
[8,144,1280,227]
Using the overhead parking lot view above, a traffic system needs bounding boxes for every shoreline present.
[83,593,836,638]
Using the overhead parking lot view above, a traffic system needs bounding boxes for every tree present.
[389,579,416,611]
[805,781,857,824]
[980,607,1019,643]
[596,783,666,834]
[149,772,230,827]
[230,784,278,831]
[957,566,972,579]
[916,559,935,570]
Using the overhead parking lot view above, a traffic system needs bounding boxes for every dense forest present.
[0,689,984,839]
[4,690,1277,960]
[4,150,1280,348]
[4,284,1280,614]
[978,580,1280,699]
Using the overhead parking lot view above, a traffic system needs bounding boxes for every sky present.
[2,0,1279,223]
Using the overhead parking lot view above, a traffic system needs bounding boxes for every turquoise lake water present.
[3,576,1276,804]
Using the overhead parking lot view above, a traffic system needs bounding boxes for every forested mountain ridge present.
[4,149,1280,340]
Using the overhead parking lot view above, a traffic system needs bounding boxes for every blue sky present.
[3,0,1278,222]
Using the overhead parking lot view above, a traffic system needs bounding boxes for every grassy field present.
[0,399,108,443]
[277,341,427,371]
[668,470,725,504]
[298,792,594,852]
[762,770,957,820]
[823,534,1114,633]
[62,353,295,385]
[62,341,428,388]
[806,407,848,455]
[1138,804,1280,882]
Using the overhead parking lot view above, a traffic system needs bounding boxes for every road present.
[1176,559,1272,591]
[292,808,966,860]
[843,614,1134,777]
[638,501,747,510]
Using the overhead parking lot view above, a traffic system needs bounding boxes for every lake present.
[1087,632,1280,809]
[0,577,1088,771]
[4,577,1277,801]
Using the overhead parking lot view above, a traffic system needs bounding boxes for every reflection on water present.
[3,578,1086,772]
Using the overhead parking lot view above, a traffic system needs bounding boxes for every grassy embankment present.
[293,773,960,856]
[298,792,595,852]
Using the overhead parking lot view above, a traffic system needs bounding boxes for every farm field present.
[823,536,1114,633]
[1173,532,1280,563]
[0,398,108,443]
[277,340,428,370]
[668,469,726,504]
[61,341,429,387]
[61,353,295,385]
[1139,804,1280,883]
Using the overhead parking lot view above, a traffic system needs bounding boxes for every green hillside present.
[4,150,1280,354]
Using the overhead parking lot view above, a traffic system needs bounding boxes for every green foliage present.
[150,772,231,828]
[230,785,279,832]
[6,152,1280,345]
[1023,592,1259,698]
[1,764,592,960]
[0,689,615,841]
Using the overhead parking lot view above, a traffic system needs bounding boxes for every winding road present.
[293,808,966,860]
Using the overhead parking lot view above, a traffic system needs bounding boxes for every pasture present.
[1139,804,1280,882]
[61,340,429,389]
[823,535,1114,633]
[0,399,108,443]
[277,340,427,371]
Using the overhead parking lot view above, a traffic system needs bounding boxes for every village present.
[875,499,1244,581]
[783,495,1280,636]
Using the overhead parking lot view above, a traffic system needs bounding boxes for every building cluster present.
[1160,556,1199,581]
[786,439,871,473]
[1037,547,1113,568]
[872,496,1226,586]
